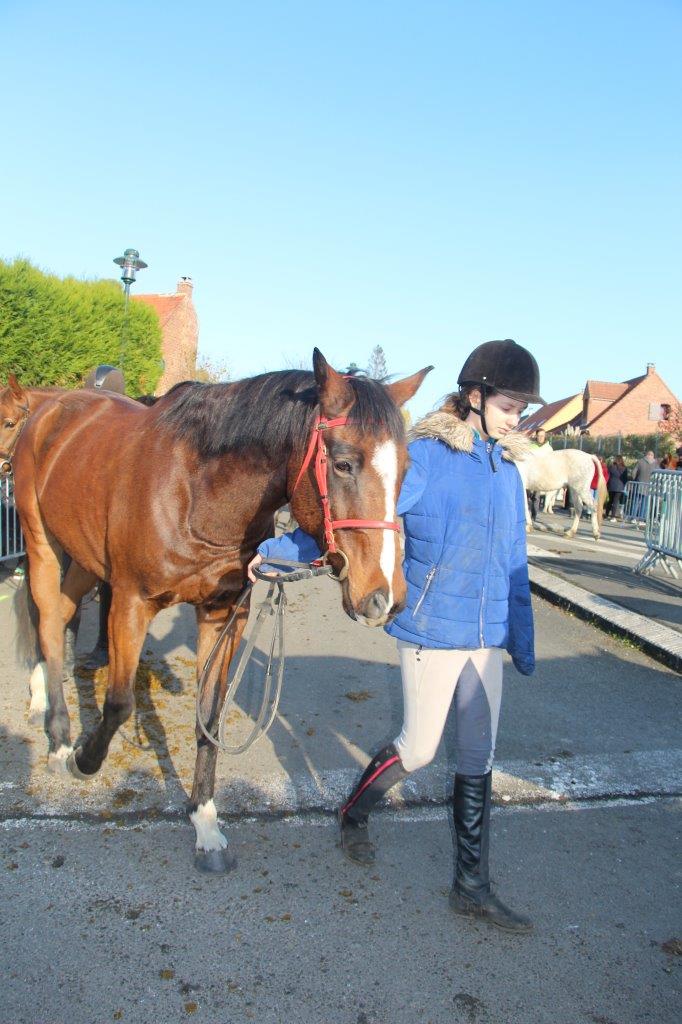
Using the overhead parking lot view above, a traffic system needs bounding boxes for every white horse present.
[517,448,607,540]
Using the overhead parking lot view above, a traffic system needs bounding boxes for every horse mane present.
[158,369,405,461]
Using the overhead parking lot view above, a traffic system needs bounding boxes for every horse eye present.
[333,460,353,475]
[4,420,15,429]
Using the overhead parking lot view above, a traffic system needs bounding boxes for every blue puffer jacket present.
[385,413,534,674]
[258,413,535,675]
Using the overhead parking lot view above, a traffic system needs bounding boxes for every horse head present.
[290,349,431,627]
[0,374,30,472]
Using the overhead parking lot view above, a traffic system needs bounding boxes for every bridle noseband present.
[0,404,29,476]
[292,414,400,558]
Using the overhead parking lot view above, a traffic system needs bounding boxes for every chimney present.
[646,362,655,375]
[177,276,193,295]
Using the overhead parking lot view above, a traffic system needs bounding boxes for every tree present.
[195,353,230,383]
[0,258,163,395]
[366,345,387,380]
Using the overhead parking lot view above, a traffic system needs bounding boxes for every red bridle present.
[292,414,400,554]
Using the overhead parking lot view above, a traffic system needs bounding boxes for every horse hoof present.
[47,746,74,775]
[66,748,93,781]
[194,848,237,874]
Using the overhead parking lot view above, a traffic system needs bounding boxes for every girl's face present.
[468,389,527,440]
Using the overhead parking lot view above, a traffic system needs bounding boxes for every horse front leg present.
[524,491,533,534]
[190,595,250,874]
[22,533,72,767]
[68,589,152,778]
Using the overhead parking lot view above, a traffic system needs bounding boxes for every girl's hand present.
[247,553,264,582]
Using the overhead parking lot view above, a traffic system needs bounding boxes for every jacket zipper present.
[487,439,498,473]
[479,442,496,645]
[412,564,437,618]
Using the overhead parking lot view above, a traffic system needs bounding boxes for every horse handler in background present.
[249,340,544,934]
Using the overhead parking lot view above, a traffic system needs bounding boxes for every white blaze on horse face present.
[371,439,398,607]
[190,799,228,852]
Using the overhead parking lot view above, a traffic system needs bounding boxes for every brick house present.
[579,364,678,437]
[522,364,679,438]
[133,277,198,394]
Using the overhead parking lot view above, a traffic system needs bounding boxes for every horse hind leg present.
[189,597,250,874]
[564,488,581,538]
[68,589,152,779]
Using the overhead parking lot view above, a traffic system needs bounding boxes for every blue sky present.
[2,0,680,418]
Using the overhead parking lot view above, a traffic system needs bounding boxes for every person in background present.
[250,339,544,934]
[632,450,657,522]
[605,455,628,520]
[527,427,553,521]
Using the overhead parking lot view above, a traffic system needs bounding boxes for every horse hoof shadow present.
[80,646,109,671]
[194,848,238,874]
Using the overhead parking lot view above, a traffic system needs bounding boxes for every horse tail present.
[592,455,607,531]
[13,563,41,668]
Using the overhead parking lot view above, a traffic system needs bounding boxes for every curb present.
[529,564,682,674]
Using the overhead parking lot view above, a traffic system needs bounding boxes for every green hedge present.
[0,258,163,395]
[549,431,677,462]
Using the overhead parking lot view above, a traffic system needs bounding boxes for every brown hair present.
[441,385,497,421]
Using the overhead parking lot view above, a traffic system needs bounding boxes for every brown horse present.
[6,352,429,871]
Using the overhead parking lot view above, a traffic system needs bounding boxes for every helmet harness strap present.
[467,376,491,438]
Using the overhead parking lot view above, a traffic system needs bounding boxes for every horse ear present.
[7,374,26,403]
[384,366,433,408]
[312,348,353,417]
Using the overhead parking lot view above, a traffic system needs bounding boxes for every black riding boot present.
[449,772,532,933]
[339,743,408,865]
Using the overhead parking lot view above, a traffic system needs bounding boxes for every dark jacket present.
[607,462,628,493]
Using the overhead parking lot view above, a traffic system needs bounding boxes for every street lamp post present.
[113,247,147,374]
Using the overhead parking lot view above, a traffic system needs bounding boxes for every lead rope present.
[195,559,333,755]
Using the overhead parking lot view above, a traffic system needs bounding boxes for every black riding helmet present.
[458,339,544,405]
[83,364,126,394]
[457,339,544,440]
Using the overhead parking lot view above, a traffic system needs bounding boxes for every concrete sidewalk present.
[526,510,682,671]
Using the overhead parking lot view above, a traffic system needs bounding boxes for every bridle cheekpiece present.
[292,413,400,557]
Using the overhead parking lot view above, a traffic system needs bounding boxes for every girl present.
[249,339,543,933]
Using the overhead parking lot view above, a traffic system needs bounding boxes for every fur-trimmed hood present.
[410,411,531,463]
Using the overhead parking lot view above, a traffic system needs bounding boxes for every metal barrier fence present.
[634,470,682,578]
[622,480,650,523]
[1,475,25,563]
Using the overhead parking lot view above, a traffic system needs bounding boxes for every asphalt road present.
[0,567,680,1023]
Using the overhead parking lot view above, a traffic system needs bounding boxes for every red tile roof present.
[584,380,629,401]
[133,293,183,324]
